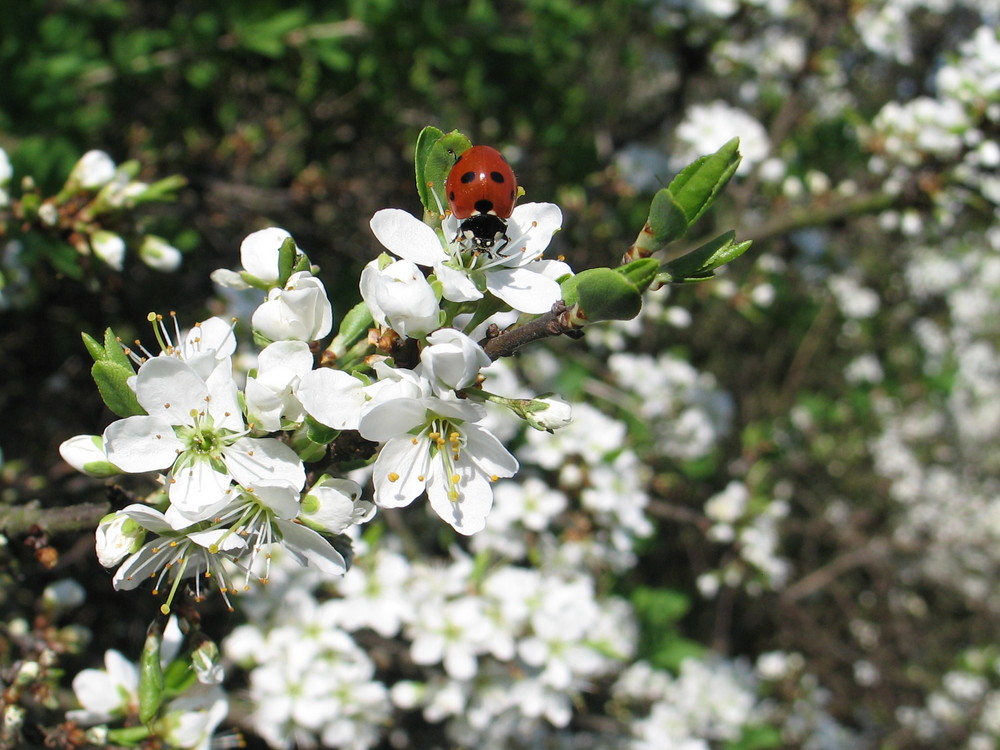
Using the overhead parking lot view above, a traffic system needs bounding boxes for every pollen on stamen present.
[490,475,499,482]
[411,437,418,445]
[388,472,400,482]
[164,402,172,409]
[451,473,460,484]
[418,475,425,481]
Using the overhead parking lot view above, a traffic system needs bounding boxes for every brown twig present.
[479,302,583,360]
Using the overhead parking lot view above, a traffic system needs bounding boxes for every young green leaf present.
[668,137,742,227]
[92,360,145,417]
[658,231,753,283]
[102,327,134,370]
[415,128,472,221]
[560,267,644,323]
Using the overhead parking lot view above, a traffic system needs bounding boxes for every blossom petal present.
[370,208,449,266]
[168,456,233,518]
[485,266,562,314]
[371,436,430,508]
[258,339,314,377]
[275,518,347,575]
[508,202,563,258]
[204,356,244,432]
[435,262,483,303]
[222,437,306,491]
[183,317,237,359]
[296,368,365,430]
[358,399,429,443]
[134,357,210,424]
[426,463,493,535]
[104,415,184,473]
[463,422,519,478]
[119,504,175,534]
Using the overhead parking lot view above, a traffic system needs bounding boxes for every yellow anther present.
[388,472,400,482]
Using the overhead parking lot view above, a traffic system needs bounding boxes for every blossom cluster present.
[0,147,183,284]
[59,189,573,616]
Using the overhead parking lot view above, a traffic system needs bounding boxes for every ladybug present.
[445,145,518,253]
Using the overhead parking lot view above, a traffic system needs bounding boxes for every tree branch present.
[0,501,110,538]
[480,301,583,360]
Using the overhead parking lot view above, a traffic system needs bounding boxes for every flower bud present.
[300,476,374,534]
[139,235,182,272]
[418,328,491,393]
[59,435,121,478]
[251,271,334,342]
[191,640,225,685]
[520,395,573,432]
[95,513,145,568]
[66,150,116,191]
[90,230,126,270]
[360,257,440,339]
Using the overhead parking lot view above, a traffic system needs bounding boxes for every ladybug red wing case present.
[445,146,518,220]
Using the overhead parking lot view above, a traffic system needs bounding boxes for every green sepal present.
[131,174,187,205]
[658,231,753,283]
[668,137,741,228]
[328,301,374,360]
[415,127,472,223]
[276,236,298,288]
[162,653,197,694]
[138,621,165,726]
[560,267,644,323]
[92,360,145,417]
[304,415,339,448]
[106,726,154,746]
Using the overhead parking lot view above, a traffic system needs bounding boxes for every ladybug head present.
[458,214,510,253]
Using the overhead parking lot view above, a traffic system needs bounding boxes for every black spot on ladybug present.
[490,171,506,183]
[460,171,477,184]
[448,190,456,202]
[474,199,495,214]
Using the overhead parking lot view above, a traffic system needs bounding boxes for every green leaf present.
[659,231,753,283]
[724,724,784,750]
[631,585,690,625]
[646,187,690,245]
[138,621,165,725]
[615,258,660,293]
[102,327,133,369]
[415,128,472,221]
[82,332,105,363]
[414,126,444,208]
[668,136,742,227]
[92,360,144,417]
[560,267,644,323]
[333,302,375,351]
